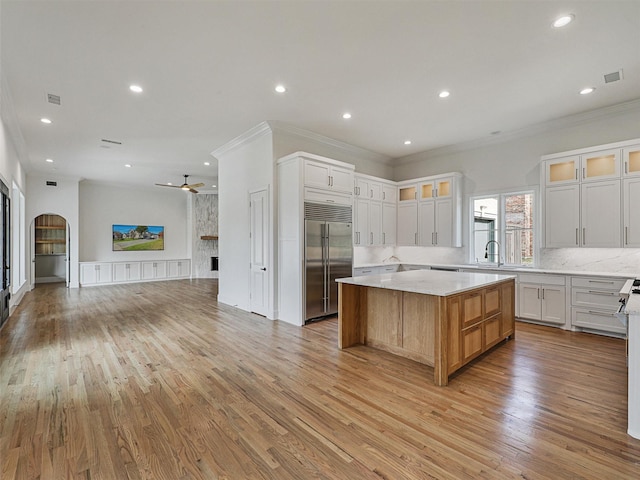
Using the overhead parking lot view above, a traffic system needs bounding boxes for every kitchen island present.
[337,270,516,386]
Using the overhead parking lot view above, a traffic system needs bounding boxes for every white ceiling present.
[2,1,639,191]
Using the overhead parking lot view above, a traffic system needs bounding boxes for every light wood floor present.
[1,280,639,479]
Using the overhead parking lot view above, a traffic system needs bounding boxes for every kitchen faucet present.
[484,240,502,266]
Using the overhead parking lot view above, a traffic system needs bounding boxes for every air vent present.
[46,181,57,187]
[604,70,623,84]
[47,93,61,105]
[101,138,122,145]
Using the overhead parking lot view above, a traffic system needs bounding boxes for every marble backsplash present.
[355,245,640,276]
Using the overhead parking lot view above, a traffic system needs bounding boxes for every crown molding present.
[210,121,273,159]
[394,98,640,165]
[267,121,393,165]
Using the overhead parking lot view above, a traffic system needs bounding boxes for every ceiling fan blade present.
[187,182,205,189]
[188,188,199,194]
[155,183,182,188]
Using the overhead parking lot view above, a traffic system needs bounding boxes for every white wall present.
[78,181,190,262]
[0,79,29,307]
[215,129,274,313]
[271,122,393,179]
[27,175,80,287]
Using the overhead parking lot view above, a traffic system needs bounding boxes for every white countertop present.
[355,262,638,280]
[626,293,640,315]
[337,269,516,297]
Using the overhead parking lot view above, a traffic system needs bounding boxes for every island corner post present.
[337,273,516,387]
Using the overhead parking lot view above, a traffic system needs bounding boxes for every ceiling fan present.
[155,174,205,194]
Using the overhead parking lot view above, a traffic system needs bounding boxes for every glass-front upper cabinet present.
[581,149,620,182]
[420,178,451,200]
[545,156,579,185]
[398,185,417,202]
[624,145,640,177]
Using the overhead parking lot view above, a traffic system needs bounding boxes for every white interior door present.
[249,188,269,316]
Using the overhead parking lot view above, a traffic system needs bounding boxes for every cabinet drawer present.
[378,265,399,273]
[484,316,502,349]
[304,187,352,206]
[571,276,627,290]
[572,308,626,335]
[462,292,483,328]
[485,287,501,317]
[462,324,483,363]
[571,287,621,310]
[518,273,566,285]
[353,267,377,276]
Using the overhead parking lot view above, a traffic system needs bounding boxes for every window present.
[471,191,535,267]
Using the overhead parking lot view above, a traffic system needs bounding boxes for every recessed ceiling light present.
[342,112,352,119]
[404,140,412,145]
[204,161,210,166]
[40,118,52,124]
[580,87,595,95]
[129,85,143,93]
[438,91,450,98]
[124,164,132,168]
[275,85,286,93]
[212,185,217,188]
[553,14,574,28]
[45,158,53,163]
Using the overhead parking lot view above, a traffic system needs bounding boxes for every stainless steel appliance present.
[304,203,352,322]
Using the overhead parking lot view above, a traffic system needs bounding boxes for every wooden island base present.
[338,277,515,386]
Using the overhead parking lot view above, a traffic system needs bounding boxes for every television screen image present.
[112,225,164,251]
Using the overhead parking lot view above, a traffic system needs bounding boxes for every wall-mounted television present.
[112,224,164,251]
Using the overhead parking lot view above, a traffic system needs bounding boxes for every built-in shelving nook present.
[35,214,67,284]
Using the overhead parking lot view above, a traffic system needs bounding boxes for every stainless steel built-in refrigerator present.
[304,203,353,322]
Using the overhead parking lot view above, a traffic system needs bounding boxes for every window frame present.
[468,188,538,268]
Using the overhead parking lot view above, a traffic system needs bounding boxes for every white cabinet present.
[353,174,396,246]
[304,160,353,194]
[354,176,382,201]
[353,264,399,276]
[80,259,189,286]
[80,263,113,285]
[581,180,621,247]
[397,203,418,245]
[142,261,167,280]
[544,180,620,248]
[382,184,397,203]
[541,139,640,249]
[113,262,141,282]
[353,198,370,245]
[398,173,461,247]
[545,156,579,186]
[517,274,566,325]
[545,184,580,247]
[382,202,396,245]
[418,197,454,246]
[571,276,627,335]
[545,150,620,185]
[624,177,640,247]
[168,259,190,278]
[623,144,640,177]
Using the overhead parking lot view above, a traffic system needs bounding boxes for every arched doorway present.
[34,214,68,286]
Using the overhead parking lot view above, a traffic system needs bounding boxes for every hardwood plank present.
[1,280,639,479]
